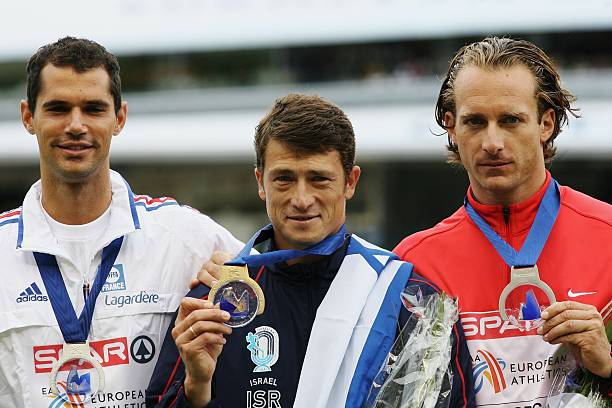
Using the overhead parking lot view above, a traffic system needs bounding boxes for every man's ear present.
[113,101,128,136]
[539,108,555,145]
[255,167,266,201]
[344,165,361,200]
[444,111,456,143]
[20,100,35,135]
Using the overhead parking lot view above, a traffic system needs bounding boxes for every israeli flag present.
[294,235,412,408]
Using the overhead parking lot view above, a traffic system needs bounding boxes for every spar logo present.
[33,337,129,373]
[473,349,507,394]
[461,311,524,340]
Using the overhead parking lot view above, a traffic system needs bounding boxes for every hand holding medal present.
[180,224,347,406]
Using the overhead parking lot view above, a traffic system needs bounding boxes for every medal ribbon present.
[34,236,124,343]
[227,223,347,266]
[464,180,560,267]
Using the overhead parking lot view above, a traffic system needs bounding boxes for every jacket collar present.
[264,235,350,283]
[465,170,552,237]
[16,169,141,256]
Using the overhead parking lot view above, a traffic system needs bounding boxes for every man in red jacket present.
[394,37,611,407]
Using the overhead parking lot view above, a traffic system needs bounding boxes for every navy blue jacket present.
[146,240,475,407]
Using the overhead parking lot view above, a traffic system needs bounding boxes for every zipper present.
[502,206,512,290]
[82,282,91,302]
[84,254,98,340]
[83,275,93,339]
[503,206,513,247]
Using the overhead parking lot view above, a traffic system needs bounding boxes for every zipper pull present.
[503,206,510,225]
[82,282,91,301]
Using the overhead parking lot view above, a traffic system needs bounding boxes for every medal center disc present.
[503,285,551,331]
[212,280,259,327]
[54,357,102,403]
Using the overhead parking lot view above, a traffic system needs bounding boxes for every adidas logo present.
[16,282,48,303]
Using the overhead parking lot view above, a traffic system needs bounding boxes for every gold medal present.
[209,265,265,327]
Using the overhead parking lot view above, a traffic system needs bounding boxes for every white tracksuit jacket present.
[0,170,242,408]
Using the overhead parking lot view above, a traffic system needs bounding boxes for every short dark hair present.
[435,37,579,163]
[26,36,122,115]
[255,93,356,177]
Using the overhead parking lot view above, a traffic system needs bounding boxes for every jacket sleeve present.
[450,318,476,408]
[145,285,220,408]
[400,275,476,408]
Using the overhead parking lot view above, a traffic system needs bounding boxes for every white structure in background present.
[1,0,611,162]
[1,0,611,59]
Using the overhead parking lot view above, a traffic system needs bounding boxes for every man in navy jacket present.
[146,94,475,408]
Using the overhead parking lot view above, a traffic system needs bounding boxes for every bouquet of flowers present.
[363,286,458,408]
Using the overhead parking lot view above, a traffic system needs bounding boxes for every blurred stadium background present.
[1,1,611,248]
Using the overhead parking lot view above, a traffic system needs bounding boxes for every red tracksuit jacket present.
[394,172,612,408]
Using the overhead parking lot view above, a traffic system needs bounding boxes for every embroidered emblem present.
[102,264,126,292]
[246,326,279,372]
[16,281,48,303]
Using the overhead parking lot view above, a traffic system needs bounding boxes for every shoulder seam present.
[0,208,21,219]
[140,206,202,260]
[133,195,180,212]
[561,200,612,228]
[398,213,468,255]
[0,208,21,230]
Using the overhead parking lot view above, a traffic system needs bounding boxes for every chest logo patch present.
[473,349,507,394]
[567,288,597,298]
[16,281,48,303]
[246,326,279,373]
[130,335,156,364]
[101,264,126,292]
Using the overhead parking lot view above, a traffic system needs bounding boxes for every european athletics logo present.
[46,381,85,408]
[473,349,507,394]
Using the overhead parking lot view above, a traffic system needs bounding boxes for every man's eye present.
[464,118,484,126]
[86,106,106,113]
[502,116,520,124]
[312,176,330,182]
[274,176,292,183]
[46,106,69,113]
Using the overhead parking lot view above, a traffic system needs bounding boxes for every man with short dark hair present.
[147,94,475,407]
[394,37,612,407]
[0,37,242,407]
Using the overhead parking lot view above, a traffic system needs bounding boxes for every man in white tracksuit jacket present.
[0,36,242,408]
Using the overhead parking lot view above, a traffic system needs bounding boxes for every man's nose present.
[291,180,315,209]
[65,108,87,136]
[482,124,504,154]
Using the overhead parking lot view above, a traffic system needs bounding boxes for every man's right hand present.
[539,301,612,378]
[172,298,232,406]
[190,251,235,289]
